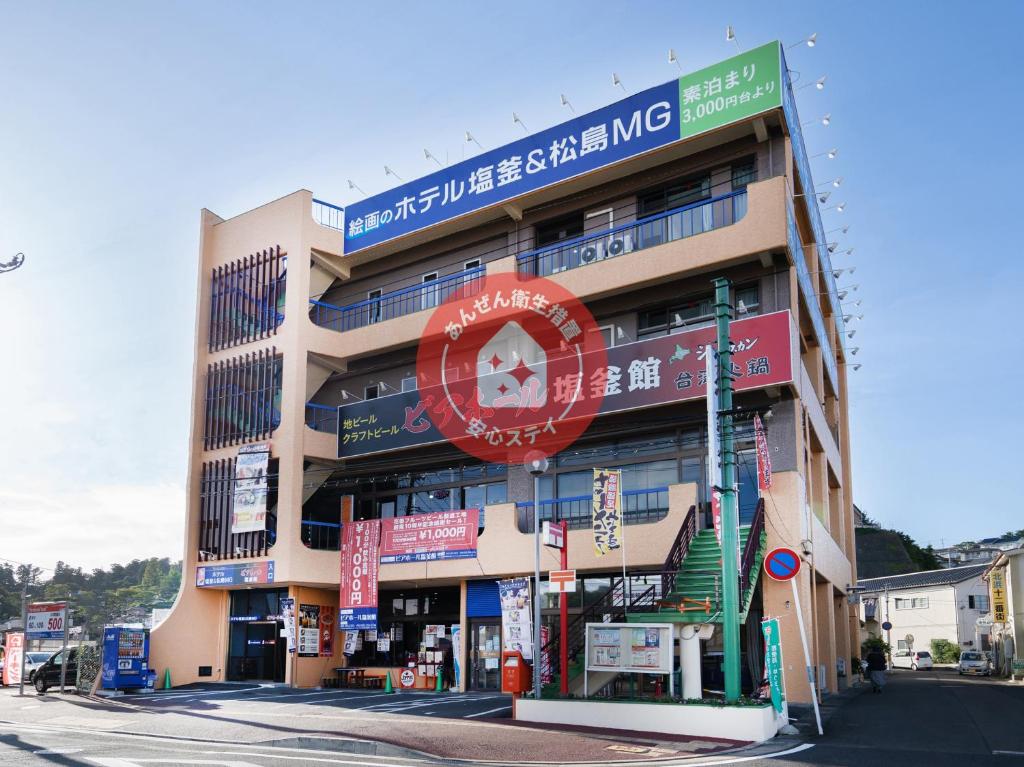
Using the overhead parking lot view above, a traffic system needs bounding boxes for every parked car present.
[958,651,991,676]
[24,652,54,681]
[891,649,934,670]
[32,648,78,693]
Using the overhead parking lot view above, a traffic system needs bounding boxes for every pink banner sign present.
[379,509,479,564]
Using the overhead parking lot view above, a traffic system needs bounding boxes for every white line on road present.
[205,752,425,766]
[464,705,511,718]
[994,751,1024,756]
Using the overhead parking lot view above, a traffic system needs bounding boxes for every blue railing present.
[780,50,847,369]
[312,198,344,231]
[305,402,338,434]
[787,199,838,391]
[516,191,747,278]
[516,486,670,532]
[309,266,485,333]
[301,509,487,552]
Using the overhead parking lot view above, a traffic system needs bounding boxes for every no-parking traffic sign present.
[764,547,801,582]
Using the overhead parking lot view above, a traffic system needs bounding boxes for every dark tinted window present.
[535,213,584,247]
[639,174,710,217]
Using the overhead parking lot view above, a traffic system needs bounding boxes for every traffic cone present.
[435,673,443,693]
[162,669,172,690]
[383,672,394,694]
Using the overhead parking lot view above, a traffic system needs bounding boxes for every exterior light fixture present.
[465,131,483,150]
[816,76,826,90]
[851,347,861,355]
[843,314,863,322]
[852,363,862,371]
[847,329,856,339]
[813,148,839,159]
[423,148,442,167]
[807,32,817,47]
[384,165,403,182]
[612,73,625,91]
[827,242,838,253]
[669,49,682,71]
[822,113,831,126]
[818,191,831,204]
[560,93,575,113]
[726,25,736,42]
[347,179,366,196]
[833,177,844,188]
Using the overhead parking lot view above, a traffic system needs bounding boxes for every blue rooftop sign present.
[343,42,783,254]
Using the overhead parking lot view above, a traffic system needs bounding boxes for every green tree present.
[931,638,960,664]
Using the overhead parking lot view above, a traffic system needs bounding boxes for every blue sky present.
[1,1,1021,570]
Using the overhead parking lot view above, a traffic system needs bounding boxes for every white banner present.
[232,443,270,534]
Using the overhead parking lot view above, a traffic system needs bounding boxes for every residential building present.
[858,565,990,654]
[981,548,1022,675]
[152,42,858,703]
[934,535,1022,570]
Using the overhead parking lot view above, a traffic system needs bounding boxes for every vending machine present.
[100,627,151,690]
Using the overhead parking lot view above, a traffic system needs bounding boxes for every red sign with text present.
[379,509,479,564]
[339,520,380,631]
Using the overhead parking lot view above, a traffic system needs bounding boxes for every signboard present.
[541,520,564,549]
[298,604,320,657]
[764,548,801,582]
[339,519,381,630]
[545,569,577,593]
[400,668,416,687]
[706,346,722,547]
[761,617,785,713]
[339,310,794,459]
[196,560,275,588]
[754,413,772,491]
[26,602,67,640]
[342,631,358,656]
[881,621,893,631]
[585,623,673,674]
[499,577,534,661]
[232,443,270,534]
[280,598,296,653]
[343,43,782,254]
[319,605,336,657]
[990,567,1008,623]
[592,469,622,556]
[451,625,463,689]
[2,632,23,686]
[379,509,479,563]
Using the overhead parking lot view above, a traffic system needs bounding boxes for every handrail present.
[516,189,747,277]
[312,198,344,231]
[739,499,766,597]
[661,505,698,598]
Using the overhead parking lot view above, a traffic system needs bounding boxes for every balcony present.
[515,486,670,532]
[305,402,338,434]
[516,191,747,278]
[309,266,485,333]
[312,198,344,231]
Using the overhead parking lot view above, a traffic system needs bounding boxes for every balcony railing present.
[312,198,344,231]
[516,190,747,278]
[309,266,485,333]
[515,486,670,532]
[305,402,338,434]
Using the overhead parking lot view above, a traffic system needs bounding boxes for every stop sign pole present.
[765,548,822,735]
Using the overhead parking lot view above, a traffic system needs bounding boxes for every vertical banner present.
[343,631,358,656]
[499,577,534,661]
[990,568,1008,623]
[298,604,320,657]
[706,348,723,547]
[592,469,622,556]
[280,598,296,654]
[339,519,381,630]
[754,414,772,492]
[451,624,463,689]
[232,443,270,534]
[319,605,336,657]
[540,625,552,684]
[761,617,785,713]
[2,632,23,686]
[340,494,354,523]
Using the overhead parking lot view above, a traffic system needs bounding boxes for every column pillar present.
[680,625,706,700]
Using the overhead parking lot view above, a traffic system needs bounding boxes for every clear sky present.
[2,1,1022,572]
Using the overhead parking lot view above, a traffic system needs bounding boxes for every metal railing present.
[312,198,344,231]
[309,266,485,333]
[661,505,697,598]
[305,402,338,434]
[515,487,670,532]
[516,190,747,278]
[739,499,766,598]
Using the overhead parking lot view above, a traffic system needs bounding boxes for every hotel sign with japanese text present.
[338,310,794,459]
[343,43,782,254]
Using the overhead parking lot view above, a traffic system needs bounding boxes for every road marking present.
[87,760,261,766]
[994,751,1024,756]
[205,753,424,766]
[34,749,83,755]
[465,705,512,718]
[20,705,40,709]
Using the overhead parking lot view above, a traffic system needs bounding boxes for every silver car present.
[958,651,991,676]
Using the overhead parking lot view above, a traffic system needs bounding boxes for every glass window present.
[731,160,757,190]
[485,482,507,504]
[364,384,379,400]
[401,376,417,392]
[536,213,584,247]
[639,174,711,216]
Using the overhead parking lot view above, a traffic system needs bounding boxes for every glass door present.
[471,622,502,690]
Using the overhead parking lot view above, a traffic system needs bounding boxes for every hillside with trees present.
[0,558,181,636]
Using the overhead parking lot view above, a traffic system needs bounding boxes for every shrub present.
[930,638,960,664]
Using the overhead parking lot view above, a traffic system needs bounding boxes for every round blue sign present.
[764,547,800,581]
[881,621,892,631]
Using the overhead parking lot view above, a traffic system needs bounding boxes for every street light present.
[525,452,549,701]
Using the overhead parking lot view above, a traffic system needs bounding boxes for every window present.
[421,272,439,310]
[969,595,990,611]
[639,295,715,339]
[897,640,909,650]
[535,213,584,247]
[596,325,615,348]
[367,288,383,324]
[731,160,757,190]
[364,384,379,400]
[464,258,481,271]
[895,597,929,610]
[735,284,760,316]
[401,376,417,393]
[639,174,711,217]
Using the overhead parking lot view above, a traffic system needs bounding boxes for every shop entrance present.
[470,620,502,690]
[227,588,288,683]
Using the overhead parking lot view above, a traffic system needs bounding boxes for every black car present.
[33,647,78,693]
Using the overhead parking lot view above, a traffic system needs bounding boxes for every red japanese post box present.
[501,650,532,694]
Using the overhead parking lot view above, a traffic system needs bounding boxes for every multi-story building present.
[857,565,991,655]
[153,42,858,704]
[981,548,1022,675]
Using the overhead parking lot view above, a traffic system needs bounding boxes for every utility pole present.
[884,585,892,669]
[713,277,741,703]
[18,586,27,696]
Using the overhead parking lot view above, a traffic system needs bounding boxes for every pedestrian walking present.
[866,648,887,693]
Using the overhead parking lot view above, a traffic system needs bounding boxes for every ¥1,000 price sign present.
[26,602,68,640]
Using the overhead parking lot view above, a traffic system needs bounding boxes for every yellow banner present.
[990,567,1008,624]
[592,469,622,556]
